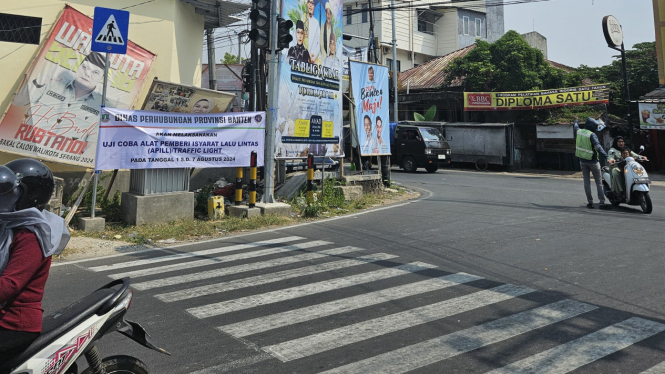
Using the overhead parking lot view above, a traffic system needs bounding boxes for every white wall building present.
[343,0,504,71]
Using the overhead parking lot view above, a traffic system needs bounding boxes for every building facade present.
[342,0,504,71]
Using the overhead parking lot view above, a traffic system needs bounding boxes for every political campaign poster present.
[0,6,155,168]
[342,45,367,92]
[142,79,236,114]
[350,61,390,156]
[275,0,344,159]
[95,108,265,170]
[464,84,610,111]
[638,102,665,130]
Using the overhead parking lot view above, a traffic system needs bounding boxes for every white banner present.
[95,108,265,170]
[350,61,391,156]
[639,102,665,130]
[536,124,573,139]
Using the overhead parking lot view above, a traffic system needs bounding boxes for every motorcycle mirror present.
[640,145,645,151]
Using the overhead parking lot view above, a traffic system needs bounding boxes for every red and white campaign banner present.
[0,6,155,168]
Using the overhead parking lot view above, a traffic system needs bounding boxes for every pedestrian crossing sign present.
[91,7,129,54]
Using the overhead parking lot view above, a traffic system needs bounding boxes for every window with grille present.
[475,18,482,37]
[463,16,469,35]
[346,6,352,25]
[417,11,436,35]
[386,58,401,72]
[0,13,41,45]
[361,4,368,23]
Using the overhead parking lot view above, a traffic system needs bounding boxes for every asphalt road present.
[44,169,665,373]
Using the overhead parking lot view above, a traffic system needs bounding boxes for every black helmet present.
[0,165,22,212]
[5,159,54,211]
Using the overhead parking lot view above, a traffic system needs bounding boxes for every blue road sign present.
[91,7,129,54]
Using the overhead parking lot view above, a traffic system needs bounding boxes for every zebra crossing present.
[82,235,665,373]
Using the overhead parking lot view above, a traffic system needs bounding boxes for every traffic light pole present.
[263,0,279,203]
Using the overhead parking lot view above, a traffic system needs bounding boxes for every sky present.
[504,0,656,68]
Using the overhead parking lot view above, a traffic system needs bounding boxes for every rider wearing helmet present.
[0,159,69,366]
[607,136,648,197]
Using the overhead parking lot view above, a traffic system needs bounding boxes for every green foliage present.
[195,184,215,219]
[574,42,659,118]
[71,174,123,221]
[413,105,437,121]
[443,31,568,92]
[100,191,122,222]
[293,178,345,218]
[221,52,239,64]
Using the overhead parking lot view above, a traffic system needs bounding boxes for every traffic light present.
[276,17,293,51]
[249,0,270,48]
[242,60,253,92]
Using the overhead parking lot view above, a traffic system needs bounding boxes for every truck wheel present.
[475,158,488,171]
[425,164,438,173]
[402,156,417,173]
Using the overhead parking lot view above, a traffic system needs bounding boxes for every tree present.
[443,30,568,92]
[414,105,436,121]
[221,52,239,64]
[575,42,659,117]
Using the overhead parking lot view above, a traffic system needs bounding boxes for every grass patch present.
[71,214,293,244]
[71,183,413,244]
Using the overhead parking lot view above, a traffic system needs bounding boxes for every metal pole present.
[206,29,217,90]
[262,0,279,203]
[91,52,110,219]
[391,0,398,123]
[619,42,633,146]
[238,32,242,63]
[251,42,258,111]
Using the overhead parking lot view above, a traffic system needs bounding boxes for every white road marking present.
[108,240,329,279]
[88,236,304,272]
[187,262,437,319]
[220,273,483,338]
[156,253,397,302]
[263,284,533,362]
[641,361,665,374]
[488,317,665,374]
[187,353,273,374]
[134,246,364,291]
[319,299,598,374]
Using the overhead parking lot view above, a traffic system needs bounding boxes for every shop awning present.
[180,0,249,28]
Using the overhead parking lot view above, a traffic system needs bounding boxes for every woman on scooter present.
[607,137,647,198]
[0,159,69,367]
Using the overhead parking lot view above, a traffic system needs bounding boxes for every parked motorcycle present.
[1,278,169,374]
[602,146,653,214]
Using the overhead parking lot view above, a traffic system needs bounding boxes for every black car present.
[391,123,451,173]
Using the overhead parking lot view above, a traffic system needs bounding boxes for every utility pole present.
[367,0,378,63]
[391,0,398,122]
[262,0,279,203]
[206,29,217,90]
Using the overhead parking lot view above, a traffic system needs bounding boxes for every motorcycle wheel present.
[639,192,653,214]
[81,355,149,374]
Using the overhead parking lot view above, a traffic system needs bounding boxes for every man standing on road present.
[574,115,614,209]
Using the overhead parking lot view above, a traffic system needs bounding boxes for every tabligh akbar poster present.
[0,6,155,168]
[350,61,390,156]
[274,0,344,159]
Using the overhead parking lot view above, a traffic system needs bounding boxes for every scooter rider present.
[607,136,648,198]
[573,115,613,209]
[0,159,69,367]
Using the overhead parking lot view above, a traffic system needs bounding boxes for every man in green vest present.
[574,115,614,209]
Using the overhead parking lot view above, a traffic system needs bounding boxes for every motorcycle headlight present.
[631,164,645,176]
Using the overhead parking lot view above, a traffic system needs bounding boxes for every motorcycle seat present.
[5,287,117,370]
